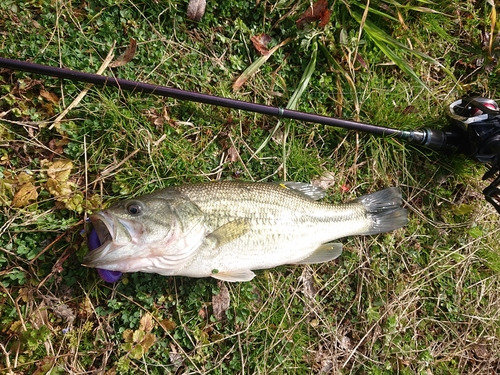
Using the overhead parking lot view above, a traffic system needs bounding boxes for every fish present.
[83,181,408,282]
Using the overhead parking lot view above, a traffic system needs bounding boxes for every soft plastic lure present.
[88,229,123,283]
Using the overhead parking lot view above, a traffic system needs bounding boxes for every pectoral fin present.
[211,269,256,282]
[296,243,343,264]
[206,219,250,248]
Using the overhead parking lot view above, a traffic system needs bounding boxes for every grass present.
[1,0,500,373]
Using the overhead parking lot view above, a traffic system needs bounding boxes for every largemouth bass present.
[83,181,407,282]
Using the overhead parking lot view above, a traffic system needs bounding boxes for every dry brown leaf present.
[232,37,292,91]
[144,107,173,130]
[52,303,76,324]
[311,170,336,191]
[227,145,239,163]
[46,159,73,182]
[160,319,177,331]
[212,281,230,321]
[48,137,69,154]
[110,39,137,68]
[296,0,332,29]
[12,182,38,207]
[45,179,72,199]
[472,343,490,359]
[142,332,156,351]
[0,179,14,206]
[17,171,33,184]
[123,329,134,343]
[250,34,272,56]
[40,89,59,104]
[140,313,154,332]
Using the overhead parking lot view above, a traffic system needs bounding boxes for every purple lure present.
[88,228,123,283]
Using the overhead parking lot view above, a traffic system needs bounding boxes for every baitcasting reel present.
[448,97,500,213]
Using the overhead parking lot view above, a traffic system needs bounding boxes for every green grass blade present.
[372,37,431,93]
[233,38,291,91]
[318,42,359,116]
[253,39,318,162]
[349,10,456,87]
[282,39,318,178]
[287,39,318,111]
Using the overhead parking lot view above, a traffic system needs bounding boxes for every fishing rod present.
[1,57,500,213]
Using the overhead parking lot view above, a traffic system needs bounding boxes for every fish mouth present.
[91,213,114,249]
[83,212,143,270]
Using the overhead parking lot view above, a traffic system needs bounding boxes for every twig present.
[0,343,15,375]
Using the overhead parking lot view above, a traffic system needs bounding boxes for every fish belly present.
[178,211,370,277]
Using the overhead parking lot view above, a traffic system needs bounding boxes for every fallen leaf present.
[110,39,137,68]
[45,159,73,182]
[452,204,474,216]
[52,303,76,324]
[123,329,134,343]
[65,192,84,213]
[45,179,72,199]
[356,54,368,69]
[130,343,144,359]
[311,170,337,191]
[40,89,59,104]
[33,357,56,375]
[17,171,33,184]
[169,350,183,370]
[212,281,230,321]
[144,107,173,130]
[198,306,207,319]
[133,329,145,344]
[0,179,14,206]
[250,34,272,56]
[187,0,206,21]
[296,0,332,29]
[233,37,291,91]
[140,313,154,332]
[13,182,38,207]
[160,319,177,331]
[227,145,239,163]
[141,333,156,351]
[402,105,418,114]
[472,343,490,359]
[48,137,70,154]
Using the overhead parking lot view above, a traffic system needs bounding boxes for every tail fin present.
[354,187,408,235]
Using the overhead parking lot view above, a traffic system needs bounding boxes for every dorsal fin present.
[278,182,326,201]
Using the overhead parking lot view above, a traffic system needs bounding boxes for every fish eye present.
[126,202,142,215]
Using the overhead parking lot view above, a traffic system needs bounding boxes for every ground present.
[0,0,500,374]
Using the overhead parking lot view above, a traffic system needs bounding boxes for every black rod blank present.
[0,57,400,137]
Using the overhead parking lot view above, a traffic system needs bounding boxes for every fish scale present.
[83,181,408,282]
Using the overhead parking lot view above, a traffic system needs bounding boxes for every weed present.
[1,0,500,374]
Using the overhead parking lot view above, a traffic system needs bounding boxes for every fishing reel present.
[448,97,500,213]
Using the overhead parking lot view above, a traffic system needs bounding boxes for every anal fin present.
[296,243,343,264]
[211,269,256,282]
